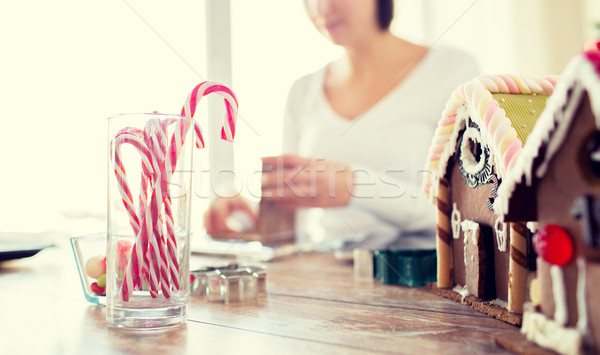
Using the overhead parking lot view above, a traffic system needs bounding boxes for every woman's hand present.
[203,195,257,237]
[261,154,354,208]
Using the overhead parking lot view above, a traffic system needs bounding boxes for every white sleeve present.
[349,163,436,232]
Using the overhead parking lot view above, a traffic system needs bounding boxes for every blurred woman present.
[204,0,479,243]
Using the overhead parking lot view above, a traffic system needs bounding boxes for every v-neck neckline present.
[318,48,435,123]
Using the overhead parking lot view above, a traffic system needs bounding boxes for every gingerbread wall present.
[448,156,511,302]
[535,94,600,328]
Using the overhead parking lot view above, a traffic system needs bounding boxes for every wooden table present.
[0,240,519,354]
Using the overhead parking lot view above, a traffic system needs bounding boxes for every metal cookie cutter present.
[190,263,266,304]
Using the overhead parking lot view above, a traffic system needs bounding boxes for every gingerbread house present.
[495,52,600,354]
[423,74,558,324]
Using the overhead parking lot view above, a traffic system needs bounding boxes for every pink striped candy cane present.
[180,81,239,148]
[144,118,180,291]
[145,168,171,299]
[115,128,170,299]
[118,127,155,292]
[115,82,239,301]
[114,131,155,293]
[121,203,160,301]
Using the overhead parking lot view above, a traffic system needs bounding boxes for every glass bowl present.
[70,234,107,305]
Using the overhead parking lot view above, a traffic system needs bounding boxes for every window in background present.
[419,0,586,76]
[228,0,342,202]
[3,0,590,235]
[0,1,210,233]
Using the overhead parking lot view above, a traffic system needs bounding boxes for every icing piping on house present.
[576,257,588,336]
[461,220,480,265]
[453,285,471,300]
[526,221,539,234]
[451,203,461,239]
[521,310,584,355]
[490,298,509,309]
[535,86,584,179]
[551,265,569,326]
[494,217,507,252]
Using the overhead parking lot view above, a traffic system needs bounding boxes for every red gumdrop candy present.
[534,224,574,266]
[101,256,107,274]
[90,282,106,296]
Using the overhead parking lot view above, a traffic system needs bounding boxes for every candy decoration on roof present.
[424,74,556,199]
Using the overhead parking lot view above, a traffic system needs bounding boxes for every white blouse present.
[282,46,479,242]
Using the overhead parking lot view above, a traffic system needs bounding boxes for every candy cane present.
[121,206,160,301]
[118,120,184,300]
[180,81,239,147]
[115,127,169,298]
[151,81,240,290]
[114,131,155,293]
[114,129,153,235]
[144,118,181,291]
[144,164,172,298]
[117,127,156,292]
[115,82,239,301]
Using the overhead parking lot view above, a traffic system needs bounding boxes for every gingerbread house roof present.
[496,52,600,220]
[423,74,558,199]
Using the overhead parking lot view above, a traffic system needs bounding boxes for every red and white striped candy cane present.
[113,130,158,299]
[114,129,153,235]
[144,118,181,291]
[115,82,239,301]
[153,81,240,292]
[121,202,160,301]
[145,167,171,299]
[180,81,239,148]
[119,128,155,292]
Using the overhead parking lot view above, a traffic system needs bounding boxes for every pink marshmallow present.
[503,139,523,169]
[483,101,500,128]
[499,75,520,94]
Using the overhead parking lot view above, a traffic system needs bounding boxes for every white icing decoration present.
[451,203,461,240]
[460,126,486,175]
[551,265,568,326]
[461,220,480,266]
[527,222,539,234]
[496,55,600,216]
[494,217,507,252]
[453,285,470,300]
[521,310,584,355]
[576,257,588,334]
[461,220,480,242]
[489,298,509,309]
[536,86,584,179]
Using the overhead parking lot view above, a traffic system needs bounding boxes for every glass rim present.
[108,113,187,120]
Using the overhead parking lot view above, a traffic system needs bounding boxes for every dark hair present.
[377,0,394,30]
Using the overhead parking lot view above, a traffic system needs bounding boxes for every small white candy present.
[85,256,105,279]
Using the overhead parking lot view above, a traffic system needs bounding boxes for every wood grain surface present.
[0,239,520,354]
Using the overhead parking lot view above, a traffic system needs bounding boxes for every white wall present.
[0,1,209,233]
[396,0,588,76]
[0,0,597,235]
